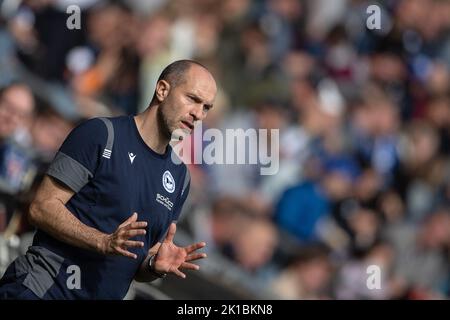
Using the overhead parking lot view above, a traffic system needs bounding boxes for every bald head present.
[150,60,216,107]
[158,60,211,88]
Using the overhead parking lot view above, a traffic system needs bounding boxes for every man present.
[0,82,35,144]
[0,60,217,299]
[0,83,36,220]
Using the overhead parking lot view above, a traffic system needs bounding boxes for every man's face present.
[0,85,34,139]
[157,65,217,139]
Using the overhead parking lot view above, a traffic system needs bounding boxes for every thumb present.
[119,212,138,228]
[164,223,177,243]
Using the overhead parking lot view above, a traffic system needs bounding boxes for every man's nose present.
[190,104,204,122]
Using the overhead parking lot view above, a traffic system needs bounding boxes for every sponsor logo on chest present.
[156,193,173,211]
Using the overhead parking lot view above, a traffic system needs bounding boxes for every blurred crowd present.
[0,0,449,300]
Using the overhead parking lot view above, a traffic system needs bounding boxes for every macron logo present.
[128,152,136,164]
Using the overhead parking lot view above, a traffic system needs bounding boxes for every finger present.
[184,242,206,254]
[186,252,207,262]
[180,262,200,271]
[164,223,176,243]
[123,229,147,238]
[124,221,147,230]
[115,246,137,259]
[119,212,138,228]
[172,268,186,279]
[123,240,144,248]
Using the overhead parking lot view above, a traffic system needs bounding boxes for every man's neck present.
[134,106,169,154]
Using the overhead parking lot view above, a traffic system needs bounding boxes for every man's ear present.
[155,80,171,102]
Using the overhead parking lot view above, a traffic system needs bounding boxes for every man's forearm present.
[29,198,108,254]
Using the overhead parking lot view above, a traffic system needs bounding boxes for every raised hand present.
[102,212,147,259]
[153,223,207,278]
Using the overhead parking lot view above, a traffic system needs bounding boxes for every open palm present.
[154,223,207,278]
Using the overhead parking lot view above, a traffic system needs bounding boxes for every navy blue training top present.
[31,115,190,299]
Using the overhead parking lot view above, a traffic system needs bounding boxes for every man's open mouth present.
[181,121,194,130]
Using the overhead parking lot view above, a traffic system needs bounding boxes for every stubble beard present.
[156,104,173,141]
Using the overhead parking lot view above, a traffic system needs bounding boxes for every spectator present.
[271,244,333,299]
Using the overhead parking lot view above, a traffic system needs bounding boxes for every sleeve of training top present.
[172,167,191,222]
[46,118,108,193]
